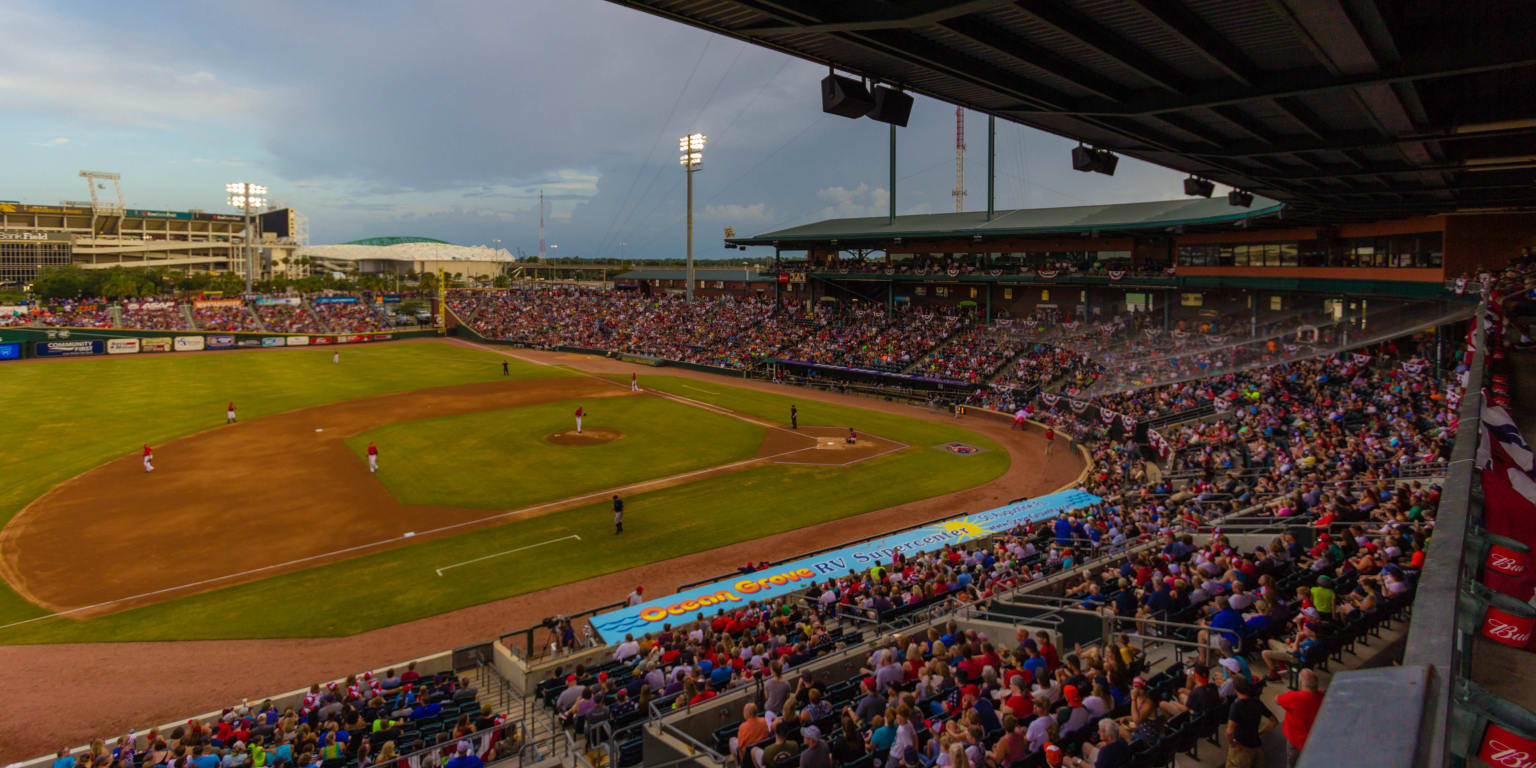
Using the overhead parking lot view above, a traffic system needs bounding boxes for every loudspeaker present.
[1228,190,1253,207]
[866,86,914,126]
[822,74,874,119]
[1093,151,1118,176]
[1184,178,1214,198]
[1072,146,1098,172]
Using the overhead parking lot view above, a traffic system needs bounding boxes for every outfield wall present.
[0,326,439,361]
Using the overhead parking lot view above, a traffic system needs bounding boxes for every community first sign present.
[589,488,1100,640]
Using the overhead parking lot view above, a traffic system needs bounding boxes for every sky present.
[2,0,1199,261]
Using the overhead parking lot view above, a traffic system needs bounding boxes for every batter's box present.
[941,442,983,455]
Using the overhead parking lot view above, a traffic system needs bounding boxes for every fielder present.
[630,372,639,392]
[227,401,237,424]
[332,350,339,364]
[367,441,379,472]
[612,494,624,534]
[574,405,584,434]
[142,444,155,473]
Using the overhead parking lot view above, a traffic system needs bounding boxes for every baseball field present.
[0,339,1013,644]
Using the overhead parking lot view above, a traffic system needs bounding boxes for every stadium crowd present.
[255,302,329,333]
[313,302,389,333]
[194,305,262,332]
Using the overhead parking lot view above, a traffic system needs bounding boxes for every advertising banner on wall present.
[194,299,244,309]
[310,336,334,345]
[141,337,173,352]
[174,336,206,351]
[589,488,1101,639]
[107,339,141,355]
[35,340,104,357]
[124,301,177,311]
[0,343,21,360]
[256,297,302,306]
[261,337,285,347]
[372,333,394,341]
[338,334,368,344]
[313,296,359,305]
[206,335,235,349]
[237,339,263,348]
[285,336,310,346]
[1,305,35,319]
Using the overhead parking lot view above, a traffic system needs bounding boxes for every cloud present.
[31,137,68,147]
[814,183,889,219]
[703,202,771,223]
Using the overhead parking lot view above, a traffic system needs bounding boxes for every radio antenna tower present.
[538,189,546,261]
[952,107,967,213]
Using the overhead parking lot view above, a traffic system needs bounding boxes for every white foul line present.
[682,384,720,395]
[435,534,581,576]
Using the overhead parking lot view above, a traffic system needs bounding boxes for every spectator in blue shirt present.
[1053,515,1073,546]
[444,741,483,768]
[52,748,76,768]
[1201,596,1247,664]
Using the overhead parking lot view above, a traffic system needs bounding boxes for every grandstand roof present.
[618,267,775,282]
[731,195,1282,245]
[299,241,515,263]
[606,0,1536,221]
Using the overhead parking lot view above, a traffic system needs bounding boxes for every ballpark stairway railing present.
[180,303,198,330]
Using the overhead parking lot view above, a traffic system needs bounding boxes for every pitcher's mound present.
[546,428,623,446]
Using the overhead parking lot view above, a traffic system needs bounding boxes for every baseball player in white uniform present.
[227,401,237,424]
[367,441,379,472]
[574,406,584,434]
[143,444,155,473]
[630,373,639,392]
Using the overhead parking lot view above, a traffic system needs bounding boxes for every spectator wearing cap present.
[1226,677,1278,768]
[627,586,644,606]
[798,726,831,768]
[444,741,482,768]
[554,675,584,713]
[1058,685,1092,738]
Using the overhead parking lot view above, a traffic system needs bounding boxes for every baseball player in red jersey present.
[227,401,237,424]
[574,406,584,434]
[630,372,638,392]
[142,444,155,473]
[367,441,379,473]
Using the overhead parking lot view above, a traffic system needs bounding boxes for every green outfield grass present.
[0,340,554,628]
[0,359,1009,643]
[349,396,764,509]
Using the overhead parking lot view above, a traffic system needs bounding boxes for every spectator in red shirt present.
[1275,669,1325,767]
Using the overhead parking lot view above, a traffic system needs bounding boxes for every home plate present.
[817,438,843,449]
[315,428,323,432]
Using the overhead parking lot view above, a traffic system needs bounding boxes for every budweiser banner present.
[1487,544,1529,580]
[1479,722,1536,768]
[1481,605,1535,648]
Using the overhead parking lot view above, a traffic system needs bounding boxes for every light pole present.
[679,133,705,301]
[226,182,267,293]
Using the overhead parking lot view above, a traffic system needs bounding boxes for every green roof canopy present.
[340,236,454,247]
[730,196,1282,246]
[617,268,774,282]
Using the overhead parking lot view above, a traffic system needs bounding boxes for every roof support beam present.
[1009,0,1189,93]
[1184,123,1536,159]
[734,0,1007,35]
[1119,0,1262,86]
[1045,57,1536,117]
[936,17,1129,102]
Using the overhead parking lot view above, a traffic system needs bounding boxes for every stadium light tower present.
[226,182,267,293]
[679,133,705,301]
